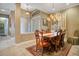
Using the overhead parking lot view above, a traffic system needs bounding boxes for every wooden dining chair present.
[50,36,56,52]
[35,30,41,55]
[60,33,65,48]
[35,30,51,55]
[54,31,62,52]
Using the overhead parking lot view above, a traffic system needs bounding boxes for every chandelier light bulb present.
[26,11,30,15]
[50,14,54,19]
[47,17,51,21]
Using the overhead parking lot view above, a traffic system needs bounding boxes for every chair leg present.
[42,48,43,56]
[55,45,57,52]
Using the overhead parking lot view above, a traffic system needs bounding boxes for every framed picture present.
[43,19,48,26]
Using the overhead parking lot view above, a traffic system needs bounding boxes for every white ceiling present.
[21,3,79,13]
[0,3,79,15]
[0,3,15,15]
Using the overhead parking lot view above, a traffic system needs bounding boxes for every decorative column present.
[15,3,21,43]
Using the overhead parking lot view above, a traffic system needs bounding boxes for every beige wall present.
[15,4,35,43]
[51,5,79,40]
[54,5,79,38]
[66,5,79,37]
[9,11,15,36]
[15,4,79,43]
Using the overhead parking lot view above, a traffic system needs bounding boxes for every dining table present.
[42,32,59,46]
[43,32,58,39]
[42,32,59,52]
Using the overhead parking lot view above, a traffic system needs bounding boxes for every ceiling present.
[0,3,15,15]
[21,3,79,13]
[0,3,79,15]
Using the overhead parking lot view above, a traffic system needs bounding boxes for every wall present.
[14,4,49,43]
[49,11,66,34]
[15,4,79,43]
[17,33,35,43]
[66,5,79,37]
[0,14,9,18]
[53,5,79,40]
[31,12,48,31]
[9,11,15,36]
[15,4,36,43]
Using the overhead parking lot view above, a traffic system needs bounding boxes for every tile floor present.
[0,36,15,50]
[68,45,79,56]
[0,36,79,56]
[0,38,35,56]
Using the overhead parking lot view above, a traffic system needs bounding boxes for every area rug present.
[26,43,72,56]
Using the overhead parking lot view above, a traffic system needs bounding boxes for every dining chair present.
[50,35,56,52]
[60,33,65,47]
[54,31,62,52]
[35,30,51,55]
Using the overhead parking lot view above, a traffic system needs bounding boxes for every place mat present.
[26,43,72,56]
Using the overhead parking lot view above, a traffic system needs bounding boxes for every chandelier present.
[47,3,61,22]
[47,3,56,22]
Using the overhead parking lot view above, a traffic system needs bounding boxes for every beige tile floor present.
[0,36,15,50]
[68,45,79,56]
[0,37,79,56]
[0,39,35,56]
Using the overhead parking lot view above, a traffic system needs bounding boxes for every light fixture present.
[0,17,6,19]
[52,8,55,11]
[47,17,51,21]
[26,4,30,15]
[49,3,56,20]
[26,11,30,15]
[50,14,54,19]
[51,3,55,11]
[0,9,6,12]
[66,3,70,5]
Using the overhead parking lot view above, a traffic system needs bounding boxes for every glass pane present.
[0,17,8,35]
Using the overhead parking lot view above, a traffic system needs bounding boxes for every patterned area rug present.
[26,43,72,56]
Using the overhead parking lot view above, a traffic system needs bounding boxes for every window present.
[0,17,8,35]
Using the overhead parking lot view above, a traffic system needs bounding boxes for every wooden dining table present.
[36,31,65,54]
[42,32,58,46]
[42,32,59,52]
[43,32,58,39]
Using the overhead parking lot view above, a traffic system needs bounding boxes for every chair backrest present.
[35,30,50,47]
[61,33,65,41]
[60,33,65,47]
[55,30,62,45]
[41,29,46,34]
[35,30,44,47]
[35,30,40,47]
[35,30,43,55]
[35,30,40,39]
